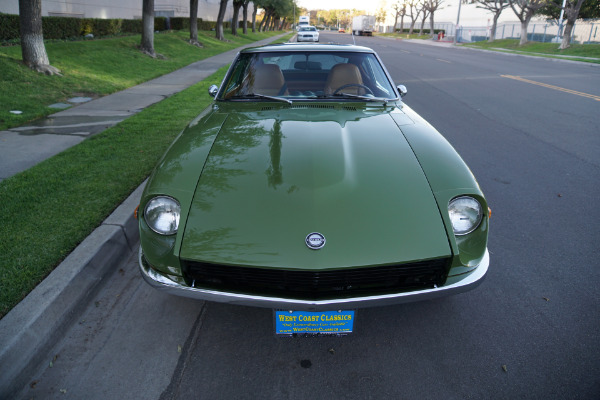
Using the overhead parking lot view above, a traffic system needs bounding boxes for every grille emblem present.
[306,232,326,250]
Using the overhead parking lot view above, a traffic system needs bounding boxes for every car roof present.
[241,43,375,54]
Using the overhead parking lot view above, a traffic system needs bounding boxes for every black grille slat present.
[182,258,450,300]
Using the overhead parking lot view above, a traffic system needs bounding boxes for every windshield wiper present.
[331,92,396,105]
[231,93,292,105]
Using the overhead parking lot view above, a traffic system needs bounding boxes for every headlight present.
[448,196,483,235]
[144,196,180,235]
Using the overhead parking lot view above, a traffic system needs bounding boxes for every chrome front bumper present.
[297,37,318,42]
[139,247,489,311]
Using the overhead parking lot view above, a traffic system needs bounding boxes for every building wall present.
[0,0,244,22]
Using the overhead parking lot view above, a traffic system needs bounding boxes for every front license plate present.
[274,310,355,336]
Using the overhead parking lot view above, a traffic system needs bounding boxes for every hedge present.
[0,14,226,41]
[0,14,21,40]
[167,17,234,31]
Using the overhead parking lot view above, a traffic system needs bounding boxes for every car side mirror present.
[208,85,219,97]
[397,85,407,98]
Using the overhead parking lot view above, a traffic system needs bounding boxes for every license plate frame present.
[274,310,355,337]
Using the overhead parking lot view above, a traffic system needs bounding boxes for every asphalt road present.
[21,32,600,399]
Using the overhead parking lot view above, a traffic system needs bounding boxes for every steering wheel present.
[333,83,374,96]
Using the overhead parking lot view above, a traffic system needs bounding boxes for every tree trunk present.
[252,2,257,33]
[419,12,427,35]
[232,3,241,35]
[258,12,266,32]
[559,19,575,49]
[489,12,500,43]
[141,0,156,56]
[409,8,421,35]
[262,13,271,32]
[394,13,399,32]
[189,0,202,46]
[519,15,531,45]
[409,20,416,35]
[216,0,228,40]
[19,0,61,75]
[430,12,435,38]
[242,1,249,34]
[400,15,404,32]
[559,0,585,50]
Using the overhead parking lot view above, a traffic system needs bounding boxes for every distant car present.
[338,27,345,33]
[138,43,490,334]
[297,26,319,42]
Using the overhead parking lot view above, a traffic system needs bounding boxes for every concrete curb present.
[0,183,144,398]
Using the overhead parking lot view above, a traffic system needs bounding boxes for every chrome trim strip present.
[139,247,489,311]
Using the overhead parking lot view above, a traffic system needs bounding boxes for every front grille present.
[182,258,450,300]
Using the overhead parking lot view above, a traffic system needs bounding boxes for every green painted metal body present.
[139,100,488,282]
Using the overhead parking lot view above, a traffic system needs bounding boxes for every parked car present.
[338,27,345,33]
[138,43,490,335]
[296,26,319,42]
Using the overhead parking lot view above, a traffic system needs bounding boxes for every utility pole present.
[557,0,567,37]
[453,0,462,45]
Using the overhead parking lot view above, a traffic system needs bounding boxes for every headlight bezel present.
[143,196,181,236]
[448,196,483,236]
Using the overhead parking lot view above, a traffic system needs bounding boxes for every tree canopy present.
[537,0,600,19]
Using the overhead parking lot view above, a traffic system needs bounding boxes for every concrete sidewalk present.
[0,32,289,398]
[376,35,457,48]
[402,38,457,48]
[0,33,288,182]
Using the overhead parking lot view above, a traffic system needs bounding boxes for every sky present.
[297,0,377,13]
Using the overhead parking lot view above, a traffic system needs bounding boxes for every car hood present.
[179,106,451,269]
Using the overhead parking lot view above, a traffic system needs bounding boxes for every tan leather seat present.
[251,64,288,96]
[324,63,364,96]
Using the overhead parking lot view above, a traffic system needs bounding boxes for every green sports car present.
[138,43,490,320]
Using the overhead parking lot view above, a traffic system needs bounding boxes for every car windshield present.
[220,50,397,101]
[300,27,317,32]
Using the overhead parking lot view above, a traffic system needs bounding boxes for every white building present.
[0,0,240,21]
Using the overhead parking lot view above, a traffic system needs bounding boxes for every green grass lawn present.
[0,30,294,319]
[464,39,600,63]
[0,30,286,130]
[0,66,228,319]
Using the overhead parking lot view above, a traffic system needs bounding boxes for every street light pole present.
[453,0,462,45]
[557,0,567,38]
